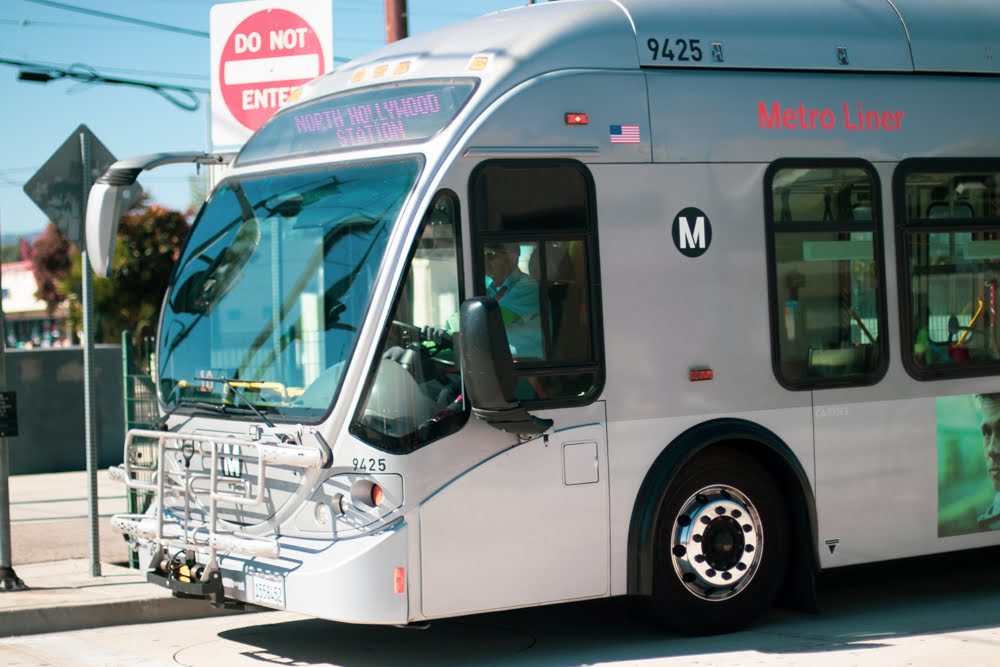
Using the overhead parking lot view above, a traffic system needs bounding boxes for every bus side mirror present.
[85,151,234,277]
[86,181,135,277]
[459,297,553,436]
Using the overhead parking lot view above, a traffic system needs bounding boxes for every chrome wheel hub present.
[670,484,762,601]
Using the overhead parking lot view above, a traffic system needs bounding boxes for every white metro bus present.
[88,0,1000,635]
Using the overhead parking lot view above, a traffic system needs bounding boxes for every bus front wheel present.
[650,448,789,635]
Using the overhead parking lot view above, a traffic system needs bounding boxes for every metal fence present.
[121,331,158,567]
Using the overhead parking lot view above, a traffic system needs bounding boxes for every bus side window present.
[470,160,604,406]
[765,161,887,389]
[897,162,1000,379]
[350,191,467,454]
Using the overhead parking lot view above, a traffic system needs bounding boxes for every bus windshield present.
[158,158,421,421]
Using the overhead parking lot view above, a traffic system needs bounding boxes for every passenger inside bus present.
[913,306,951,365]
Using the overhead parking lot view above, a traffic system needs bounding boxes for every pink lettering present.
[758,101,783,129]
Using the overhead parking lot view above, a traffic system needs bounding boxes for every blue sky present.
[0,0,528,237]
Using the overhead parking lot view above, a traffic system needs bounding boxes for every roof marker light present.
[394,61,411,75]
[350,68,366,83]
[373,64,388,78]
[468,55,489,71]
[565,113,589,125]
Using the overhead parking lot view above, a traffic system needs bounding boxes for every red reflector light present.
[371,484,384,506]
[394,566,406,594]
[689,368,714,382]
[565,112,589,125]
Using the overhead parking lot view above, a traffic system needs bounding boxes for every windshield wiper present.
[152,378,276,429]
[213,376,276,428]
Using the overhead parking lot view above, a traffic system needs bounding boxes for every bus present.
[88,0,1000,635]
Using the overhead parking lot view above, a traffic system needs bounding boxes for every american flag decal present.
[610,124,640,144]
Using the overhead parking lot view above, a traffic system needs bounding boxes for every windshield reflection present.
[158,158,421,420]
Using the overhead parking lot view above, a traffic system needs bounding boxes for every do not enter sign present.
[211,1,332,147]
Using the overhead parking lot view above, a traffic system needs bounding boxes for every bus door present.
[417,159,610,617]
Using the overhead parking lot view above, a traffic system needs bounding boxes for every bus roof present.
[298,0,999,106]
[624,0,1000,74]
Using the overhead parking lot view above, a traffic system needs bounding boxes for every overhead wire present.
[4,1,512,113]
[23,0,209,38]
[0,56,206,110]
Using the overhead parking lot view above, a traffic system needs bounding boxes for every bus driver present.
[424,242,542,358]
[484,243,541,359]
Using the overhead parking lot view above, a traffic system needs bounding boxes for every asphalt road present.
[4,548,1000,666]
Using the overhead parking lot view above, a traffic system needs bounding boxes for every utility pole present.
[385,0,407,43]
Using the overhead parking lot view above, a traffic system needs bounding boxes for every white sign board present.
[210,0,333,148]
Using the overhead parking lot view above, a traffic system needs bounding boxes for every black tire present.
[649,447,789,635]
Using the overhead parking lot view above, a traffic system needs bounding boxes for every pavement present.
[0,470,248,638]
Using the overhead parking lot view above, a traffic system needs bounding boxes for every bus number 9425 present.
[646,37,703,62]
[353,457,386,472]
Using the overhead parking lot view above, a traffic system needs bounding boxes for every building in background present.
[1,259,69,348]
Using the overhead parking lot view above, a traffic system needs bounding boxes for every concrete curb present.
[0,559,260,638]
[0,595,253,638]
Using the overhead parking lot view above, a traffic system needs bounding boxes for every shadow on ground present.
[194,547,1000,667]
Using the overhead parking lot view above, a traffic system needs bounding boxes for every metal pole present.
[0,212,26,591]
[385,0,407,43]
[80,131,101,577]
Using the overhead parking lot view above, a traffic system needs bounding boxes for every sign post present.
[210,0,332,148]
[0,212,25,591]
[79,132,100,578]
[24,125,123,578]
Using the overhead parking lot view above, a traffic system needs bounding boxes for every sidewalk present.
[1,470,247,637]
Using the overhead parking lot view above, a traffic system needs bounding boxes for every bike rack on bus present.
[109,428,327,582]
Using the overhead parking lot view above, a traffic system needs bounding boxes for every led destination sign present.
[294,92,444,147]
[238,80,476,164]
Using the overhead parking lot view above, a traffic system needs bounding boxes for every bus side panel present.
[418,403,610,619]
[593,162,807,416]
[645,70,1000,164]
[808,164,933,568]
[590,163,815,595]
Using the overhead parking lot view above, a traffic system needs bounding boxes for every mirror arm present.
[97,152,234,186]
[86,151,235,277]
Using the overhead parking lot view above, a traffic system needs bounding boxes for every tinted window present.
[351,192,466,453]
[158,159,420,421]
[766,162,887,389]
[897,161,1000,379]
[471,161,603,405]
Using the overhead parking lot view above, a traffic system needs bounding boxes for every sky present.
[0,0,530,238]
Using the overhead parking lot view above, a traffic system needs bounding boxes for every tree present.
[30,199,191,344]
[29,223,73,315]
[58,198,190,344]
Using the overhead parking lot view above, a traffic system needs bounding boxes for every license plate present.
[251,573,285,608]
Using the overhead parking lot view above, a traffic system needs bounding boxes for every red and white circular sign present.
[218,8,327,132]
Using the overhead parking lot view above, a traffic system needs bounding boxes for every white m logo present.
[220,442,242,478]
[677,215,707,250]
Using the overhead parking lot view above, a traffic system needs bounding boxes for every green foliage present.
[0,244,21,263]
[58,198,190,343]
